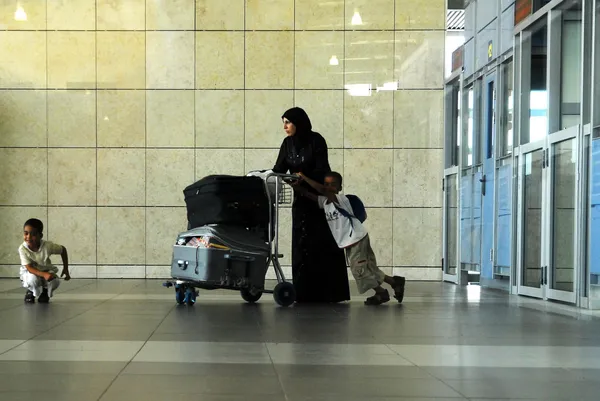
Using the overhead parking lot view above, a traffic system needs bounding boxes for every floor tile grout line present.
[385,342,528,399]
[383,343,419,368]
[0,288,126,358]
[44,280,98,295]
[262,341,291,401]
[382,342,470,399]
[95,302,177,401]
[433,378,471,399]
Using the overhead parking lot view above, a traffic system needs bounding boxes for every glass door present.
[516,126,580,302]
[517,140,546,298]
[443,167,459,283]
[443,75,461,284]
[545,126,579,303]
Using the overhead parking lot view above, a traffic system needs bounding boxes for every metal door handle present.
[479,174,486,196]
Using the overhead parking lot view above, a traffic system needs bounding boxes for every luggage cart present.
[163,173,299,307]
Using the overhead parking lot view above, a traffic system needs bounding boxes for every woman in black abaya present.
[273,107,350,303]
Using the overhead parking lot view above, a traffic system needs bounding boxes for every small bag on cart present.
[184,175,270,229]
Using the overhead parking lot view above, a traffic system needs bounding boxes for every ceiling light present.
[14,5,27,21]
[351,11,362,25]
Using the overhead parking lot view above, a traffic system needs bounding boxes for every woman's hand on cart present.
[283,174,302,187]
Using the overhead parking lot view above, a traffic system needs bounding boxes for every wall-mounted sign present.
[487,41,493,62]
[515,0,533,25]
[452,45,464,73]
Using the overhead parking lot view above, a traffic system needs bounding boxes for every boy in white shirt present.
[18,218,71,303]
[296,172,406,305]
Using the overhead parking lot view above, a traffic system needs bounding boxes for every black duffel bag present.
[183,175,270,230]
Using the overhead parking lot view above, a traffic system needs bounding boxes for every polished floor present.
[0,279,599,401]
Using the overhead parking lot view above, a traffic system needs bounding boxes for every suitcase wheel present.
[273,282,296,307]
[185,287,197,306]
[175,284,186,305]
[240,288,262,304]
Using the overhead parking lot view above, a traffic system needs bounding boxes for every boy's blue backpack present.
[347,195,367,223]
[335,194,367,223]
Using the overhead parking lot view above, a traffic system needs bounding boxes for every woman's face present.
[283,118,296,136]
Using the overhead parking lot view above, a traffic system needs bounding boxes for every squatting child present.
[19,218,71,303]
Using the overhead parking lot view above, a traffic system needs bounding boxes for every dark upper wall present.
[462,0,515,78]
[448,0,466,9]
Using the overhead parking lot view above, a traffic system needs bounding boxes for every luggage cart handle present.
[266,173,301,182]
[224,253,256,262]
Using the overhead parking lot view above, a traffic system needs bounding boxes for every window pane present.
[560,5,582,129]
[501,61,514,156]
[445,83,461,168]
[463,87,474,166]
[523,24,548,144]
[594,0,600,130]
[533,0,553,12]
[454,84,461,166]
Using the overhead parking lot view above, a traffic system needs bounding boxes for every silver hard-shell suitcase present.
[171,225,269,290]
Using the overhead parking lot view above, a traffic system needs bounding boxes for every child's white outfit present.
[317,195,385,294]
[18,240,63,298]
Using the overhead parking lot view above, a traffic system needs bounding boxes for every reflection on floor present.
[0,279,599,401]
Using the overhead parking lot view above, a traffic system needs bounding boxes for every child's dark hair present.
[24,218,43,233]
[325,171,343,186]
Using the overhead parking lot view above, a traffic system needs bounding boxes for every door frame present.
[443,166,460,284]
[480,70,498,286]
[516,138,547,299]
[515,125,581,302]
[545,125,580,304]
[580,124,592,308]
[443,71,463,285]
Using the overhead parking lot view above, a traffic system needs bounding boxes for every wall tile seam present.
[0,205,444,208]
[2,29,448,32]
[0,147,447,150]
[0,144,446,147]
[0,263,443,267]
[0,88,446,91]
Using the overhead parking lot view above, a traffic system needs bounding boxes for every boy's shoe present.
[364,289,390,305]
[38,288,50,303]
[392,276,406,303]
[24,290,35,303]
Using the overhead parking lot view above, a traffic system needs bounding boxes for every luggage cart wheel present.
[240,288,262,304]
[175,284,186,305]
[273,282,296,307]
[185,287,197,306]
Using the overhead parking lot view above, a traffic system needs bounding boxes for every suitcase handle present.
[224,253,256,263]
[177,260,189,270]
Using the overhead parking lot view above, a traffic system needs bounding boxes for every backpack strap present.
[333,204,356,237]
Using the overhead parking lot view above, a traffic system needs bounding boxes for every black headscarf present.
[282,107,312,135]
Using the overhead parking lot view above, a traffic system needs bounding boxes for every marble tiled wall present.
[0,0,445,281]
